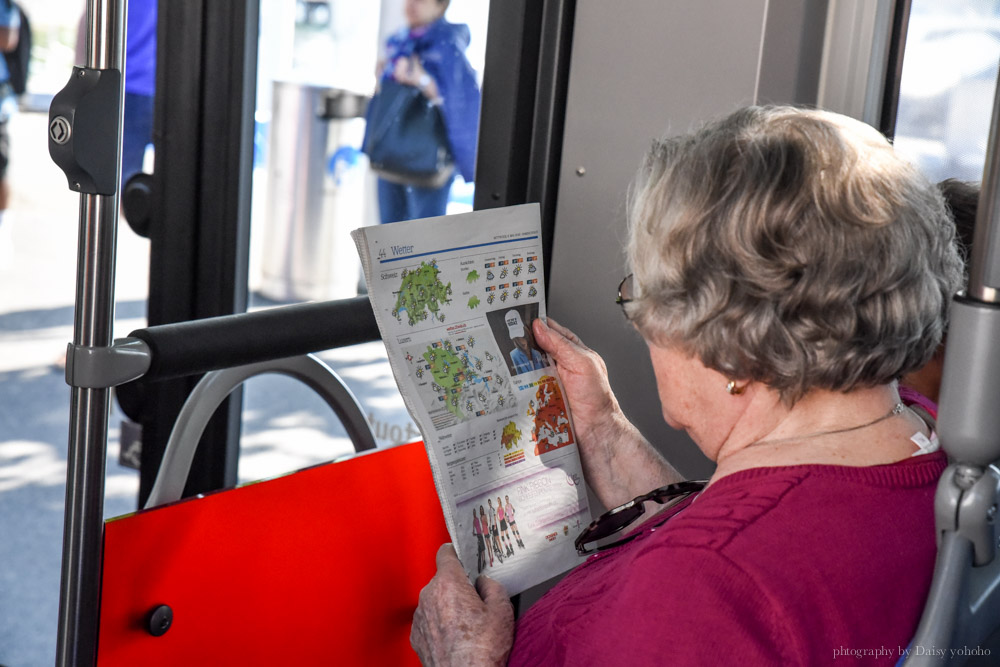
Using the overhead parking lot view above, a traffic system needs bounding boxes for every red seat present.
[98,441,448,666]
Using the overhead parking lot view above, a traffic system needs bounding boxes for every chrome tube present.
[55,1,126,665]
[967,56,1000,303]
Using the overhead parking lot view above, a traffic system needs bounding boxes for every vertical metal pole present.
[967,55,1000,305]
[936,56,1000,467]
[55,1,125,665]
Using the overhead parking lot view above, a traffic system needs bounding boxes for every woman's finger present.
[475,575,512,610]
[533,318,582,358]
[546,317,583,345]
[546,317,585,346]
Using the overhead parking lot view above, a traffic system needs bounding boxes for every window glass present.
[893,0,1000,183]
[244,0,490,482]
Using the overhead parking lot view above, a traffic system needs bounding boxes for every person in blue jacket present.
[120,0,157,190]
[367,0,481,223]
[0,0,18,240]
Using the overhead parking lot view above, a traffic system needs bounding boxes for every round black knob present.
[122,172,155,238]
[146,604,173,637]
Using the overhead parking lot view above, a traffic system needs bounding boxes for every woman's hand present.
[411,544,515,666]
[393,56,441,102]
[532,318,682,507]
[532,318,622,445]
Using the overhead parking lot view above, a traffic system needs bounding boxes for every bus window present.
[243,0,490,479]
[893,0,1000,183]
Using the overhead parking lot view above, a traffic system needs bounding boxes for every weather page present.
[353,205,589,594]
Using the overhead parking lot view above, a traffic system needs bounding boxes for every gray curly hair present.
[626,105,965,403]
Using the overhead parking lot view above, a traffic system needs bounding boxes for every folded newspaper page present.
[352,204,589,595]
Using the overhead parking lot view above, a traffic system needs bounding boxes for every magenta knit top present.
[508,450,947,666]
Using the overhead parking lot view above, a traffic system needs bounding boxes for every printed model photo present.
[485,303,548,377]
[471,493,527,573]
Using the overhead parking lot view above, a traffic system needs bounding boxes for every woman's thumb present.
[532,318,558,354]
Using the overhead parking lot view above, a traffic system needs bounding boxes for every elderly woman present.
[410,106,963,665]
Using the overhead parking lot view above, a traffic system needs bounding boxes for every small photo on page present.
[485,303,549,378]
[461,490,530,576]
[525,374,575,456]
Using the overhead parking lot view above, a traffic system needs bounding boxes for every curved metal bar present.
[144,354,378,509]
[904,532,973,666]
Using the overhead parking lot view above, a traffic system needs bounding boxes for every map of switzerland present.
[392,260,453,326]
[404,334,515,431]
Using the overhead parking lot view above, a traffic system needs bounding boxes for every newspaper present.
[352,204,589,595]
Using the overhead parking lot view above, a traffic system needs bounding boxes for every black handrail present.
[128,297,381,382]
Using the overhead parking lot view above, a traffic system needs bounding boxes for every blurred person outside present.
[76,0,157,191]
[0,0,20,255]
[363,0,480,224]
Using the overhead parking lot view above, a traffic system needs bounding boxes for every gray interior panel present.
[548,0,774,483]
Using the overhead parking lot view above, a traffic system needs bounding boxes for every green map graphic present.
[501,422,522,450]
[424,344,478,420]
[468,295,481,309]
[407,334,515,431]
[466,270,480,283]
[392,261,452,326]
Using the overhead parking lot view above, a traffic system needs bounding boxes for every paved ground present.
[0,110,415,666]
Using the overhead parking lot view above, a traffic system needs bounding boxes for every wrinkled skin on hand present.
[531,317,621,447]
[411,544,515,666]
[531,317,682,508]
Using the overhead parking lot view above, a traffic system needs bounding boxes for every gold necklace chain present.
[749,402,906,448]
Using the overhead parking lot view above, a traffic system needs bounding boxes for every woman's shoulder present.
[641,452,946,551]
[386,26,410,47]
[420,19,471,51]
[643,472,809,551]
[707,448,947,495]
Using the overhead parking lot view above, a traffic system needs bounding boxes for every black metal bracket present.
[48,66,122,196]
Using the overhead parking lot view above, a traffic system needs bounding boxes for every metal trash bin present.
[260,81,370,302]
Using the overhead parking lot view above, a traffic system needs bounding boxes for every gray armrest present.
[144,354,377,509]
[904,465,1000,665]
